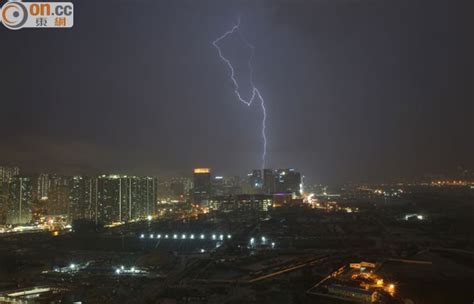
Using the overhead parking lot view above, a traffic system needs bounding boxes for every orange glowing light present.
[194,168,210,174]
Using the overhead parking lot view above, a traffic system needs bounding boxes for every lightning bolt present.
[212,17,267,169]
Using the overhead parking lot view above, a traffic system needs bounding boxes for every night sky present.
[1,0,473,183]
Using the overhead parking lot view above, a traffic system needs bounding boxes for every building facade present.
[86,175,157,224]
[274,169,302,195]
[7,176,34,224]
[0,166,20,183]
[248,170,263,194]
[263,169,276,194]
[193,168,211,205]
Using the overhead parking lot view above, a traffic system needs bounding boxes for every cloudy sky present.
[1,0,473,183]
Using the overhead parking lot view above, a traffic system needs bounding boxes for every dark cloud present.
[0,0,472,183]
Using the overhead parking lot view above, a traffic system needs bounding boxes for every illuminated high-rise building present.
[0,185,8,224]
[68,176,86,220]
[211,175,242,197]
[0,167,20,224]
[248,170,263,194]
[8,176,33,224]
[83,176,98,223]
[275,169,302,195]
[193,168,211,205]
[211,175,225,196]
[263,169,276,194]
[131,176,157,219]
[36,173,51,200]
[261,168,302,195]
[0,166,20,183]
[166,177,193,200]
[84,175,157,224]
[48,175,70,216]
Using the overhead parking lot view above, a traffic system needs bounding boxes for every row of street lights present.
[139,233,232,240]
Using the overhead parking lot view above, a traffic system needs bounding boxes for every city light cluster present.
[114,265,146,275]
[404,214,424,221]
[249,236,275,249]
[43,262,91,274]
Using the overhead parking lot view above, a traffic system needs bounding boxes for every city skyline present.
[0,164,304,225]
[1,1,473,302]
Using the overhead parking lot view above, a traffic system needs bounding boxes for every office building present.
[193,168,211,205]
[248,170,263,194]
[275,169,302,195]
[263,169,276,194]
[211,175,225,196]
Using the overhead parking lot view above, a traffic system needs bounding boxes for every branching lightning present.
[212,17,267,169]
